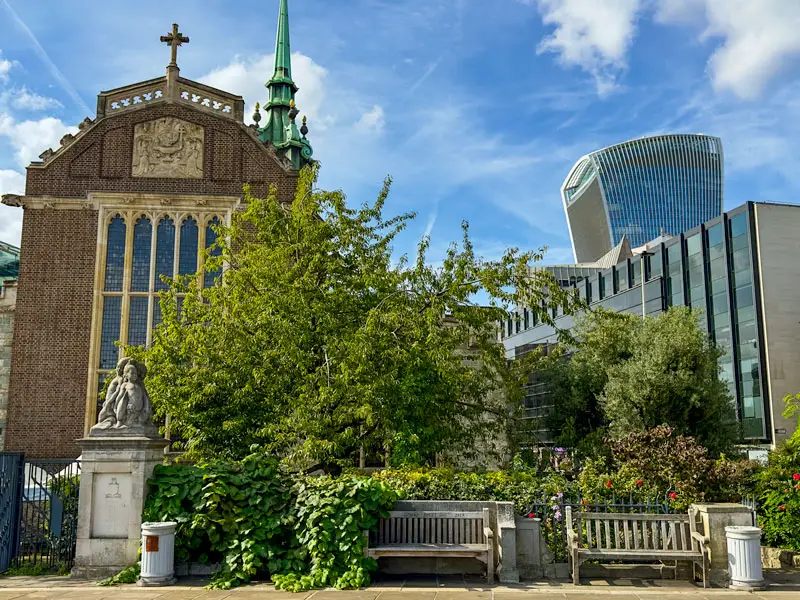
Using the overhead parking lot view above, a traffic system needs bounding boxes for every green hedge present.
[755,438,800,551]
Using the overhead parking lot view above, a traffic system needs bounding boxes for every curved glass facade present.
[562,134,723,263]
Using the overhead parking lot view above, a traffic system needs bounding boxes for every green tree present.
[132,165,576,470]
[544,307,738,456]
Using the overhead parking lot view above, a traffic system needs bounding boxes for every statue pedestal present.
[72,435,169,579]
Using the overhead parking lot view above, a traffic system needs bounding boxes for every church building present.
[1,0,313,458]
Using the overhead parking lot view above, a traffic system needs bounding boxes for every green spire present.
[257,0,313,170]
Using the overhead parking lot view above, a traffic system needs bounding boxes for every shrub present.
[272,476,396,592]
[145,455,395,590]
[144,452,302,589]
[370,467,575,513]
[755,438,800,550]
[577,426,758,510]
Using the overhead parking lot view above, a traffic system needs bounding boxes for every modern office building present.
[504,201,800,448]
[562,134,724,263]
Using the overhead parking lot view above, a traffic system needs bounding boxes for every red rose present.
[527,512,535,519]
[779,505,787,511]
[636,479,643,487]
[605,480,612,489]
[669,492,677,500]
[793,473,800,481]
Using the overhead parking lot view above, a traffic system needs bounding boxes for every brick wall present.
[4,210,97,458]
[26,103,298,202]
[0,281,16,449]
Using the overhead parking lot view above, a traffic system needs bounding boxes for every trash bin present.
[725,525,765,590]
[139,521,178,587]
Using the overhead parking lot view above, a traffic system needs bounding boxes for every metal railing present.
[7,458,81,574]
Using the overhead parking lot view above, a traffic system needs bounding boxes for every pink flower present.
[779,505,787,511]
[636,479,644,487]
[785,489,790,493]
[669,492,677,500]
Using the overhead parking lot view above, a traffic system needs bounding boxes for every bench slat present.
[575,549,701,559]
[660,521,668,550]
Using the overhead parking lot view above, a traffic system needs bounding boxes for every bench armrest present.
[483,526,494,540]
[691,531,710,552]
[564,506,578,548]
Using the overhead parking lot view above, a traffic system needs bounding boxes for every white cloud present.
[8,87,62,111]
[199,52,328,128]
[702,0,800,99]
[0,114,77,167]
[0,169,24,246]
[533,0,644,95]
[0,56,11,83]
[354,105,385,134]
[656,0,800,99]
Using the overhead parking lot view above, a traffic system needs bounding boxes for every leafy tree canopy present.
[542,306,738,457]
[131,165,576,470]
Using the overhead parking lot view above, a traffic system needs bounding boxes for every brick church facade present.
[1,1,313,458]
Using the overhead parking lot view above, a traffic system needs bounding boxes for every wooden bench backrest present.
[371,509,491,546]
[567,508,701,552]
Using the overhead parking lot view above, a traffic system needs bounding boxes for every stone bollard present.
[496,502,519,583]
[691,503,755,587]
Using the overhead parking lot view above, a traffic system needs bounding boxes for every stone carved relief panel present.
[132,117,204,179]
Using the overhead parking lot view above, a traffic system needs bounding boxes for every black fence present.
[525,493,672,563]
[0,455,81,574]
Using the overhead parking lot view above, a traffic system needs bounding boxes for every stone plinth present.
[72,435,169,579]
[691,503,755,587]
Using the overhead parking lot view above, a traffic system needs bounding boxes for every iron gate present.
[0,455,81,574]
[0,453,24,573]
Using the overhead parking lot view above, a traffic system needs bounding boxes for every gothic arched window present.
[104,216,126,291]
[204,217,222,288]
[131,216,152,292]
[179,217,198,276]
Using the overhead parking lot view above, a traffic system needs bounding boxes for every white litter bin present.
[725,525,765,590]
[138,521,178,587]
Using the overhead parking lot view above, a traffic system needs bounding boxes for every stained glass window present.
[155,217,175,292]
[204,217,223,288]
[99,296,122,369]
[131,216,152,292]
[127,297,149,347]
[179,217,199,276]
[104,217,126,291]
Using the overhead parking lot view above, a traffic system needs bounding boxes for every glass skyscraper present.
[562,134,724,262]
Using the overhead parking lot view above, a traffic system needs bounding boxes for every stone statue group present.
[91,357,158,437]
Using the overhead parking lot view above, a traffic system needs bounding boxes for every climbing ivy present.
[144,457,396,590]
[272,476,397,592]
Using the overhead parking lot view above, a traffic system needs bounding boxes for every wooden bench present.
[565,507,710,587]
[364,508,495,583]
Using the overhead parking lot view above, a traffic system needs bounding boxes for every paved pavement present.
[2,572,800,599]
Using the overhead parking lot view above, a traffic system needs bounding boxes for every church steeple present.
[257,0,313,170]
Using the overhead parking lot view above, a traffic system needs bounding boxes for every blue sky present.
[1,0,799,265]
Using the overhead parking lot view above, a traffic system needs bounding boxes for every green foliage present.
[755,437,800,550]
[543,307,739,456]
[145,458,395,591]
[98,564,140,586]
[272,477,397,592]
[143,452,299,589]
[577,426,758,511]
[370,466,573,514]
[132,164,576,468]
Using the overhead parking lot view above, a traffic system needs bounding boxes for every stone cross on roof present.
[160,23,190,68]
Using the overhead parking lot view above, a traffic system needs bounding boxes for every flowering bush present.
[756,438,800,550]
[577,426,759,510]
